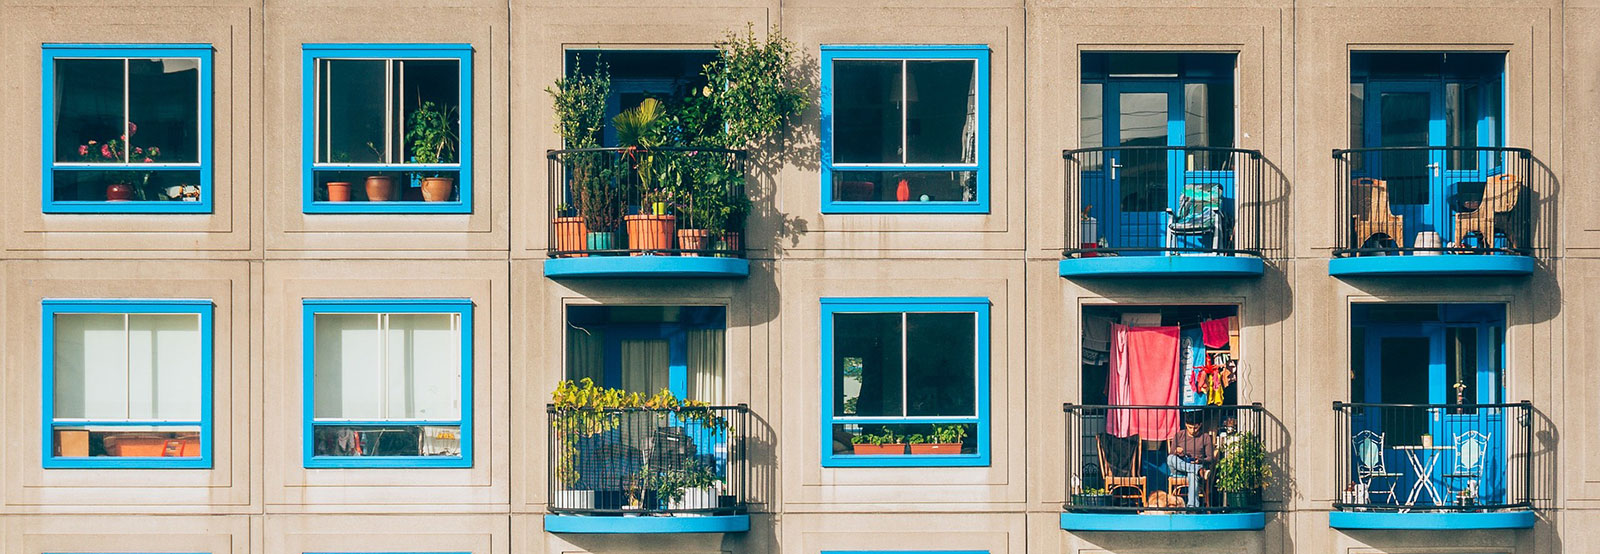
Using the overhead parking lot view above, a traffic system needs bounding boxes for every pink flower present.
[78,145,88,156]
[143,157,153,163]
[150,147,160,156]
[127,122,137,135]
[100,144,112,158]
[134,147,143,155]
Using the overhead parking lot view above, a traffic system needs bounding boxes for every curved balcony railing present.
[547,147,748,258]
[1332,402,1533,513]
[547,404,749,516]
[1332,146,1549,258]
[1064,146,1275,258]
[1063,403,1270,514]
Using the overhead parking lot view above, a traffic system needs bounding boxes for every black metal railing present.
[1333,147,1549,257]
[548,404,749,516]
[547,147,748,258]
[1064,146,1272,258]
[1063,403,1269,513]
[1332,402,1532,512]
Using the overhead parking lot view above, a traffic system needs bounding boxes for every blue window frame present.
[41,299,214,469]
[302,299,473,468]
[820,297,990,468]
[41,44,214,214]
[820,45,990,214]
[301,44,473,214]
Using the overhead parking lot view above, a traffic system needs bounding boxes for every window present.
[303,299,472,468]
[820,297,989,467]
[42,299,213,469]
[821,45,989,214]
[302,44,472,213]
[41,44,213,214]
[565,305,727,403]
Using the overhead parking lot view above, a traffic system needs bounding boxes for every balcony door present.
[1101,82,1182,250]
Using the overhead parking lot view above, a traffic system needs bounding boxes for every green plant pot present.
[1223,490,1260,509]
[586,231,615,251]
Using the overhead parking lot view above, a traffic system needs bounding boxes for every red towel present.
[1201,317,1231,348]
[1107,324,1181,440]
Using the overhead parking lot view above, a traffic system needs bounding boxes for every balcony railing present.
[1064,146,1275,258]
[1332,402,1532,512]
[547,404,749,516]
[1333,147,1549,258]
[1063,403,1269,514]
[547,147,748,258]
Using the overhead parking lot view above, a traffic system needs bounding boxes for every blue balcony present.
[1060,147,1274,279]
[544,147,750,279]
[1329,147,1546,278]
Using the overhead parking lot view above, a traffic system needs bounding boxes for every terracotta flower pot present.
[421,177,455,202]
[325,182,352,202]
[553,216,588,258]
[364,175,395,201]
[908,443,963,455]
[624,214,677,255]
[677,229,712,256]
[105,183,134,201]
[851,443,906,455]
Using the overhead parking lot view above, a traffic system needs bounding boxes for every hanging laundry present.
[1201,317,1231,348]
[1107,324,1181,440]
[1180,327,1207,406]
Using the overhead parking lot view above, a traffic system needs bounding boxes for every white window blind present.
[313,312,461,421]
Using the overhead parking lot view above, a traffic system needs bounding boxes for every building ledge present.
[1059,255,1264,278]
[543,256,749,279]
[1328,510,1534,530]
[1059,512,1265,532]
[1328,255,1533,277]
[544,514,750,534]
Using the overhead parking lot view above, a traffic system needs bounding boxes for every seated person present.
[1166,415,1216,508]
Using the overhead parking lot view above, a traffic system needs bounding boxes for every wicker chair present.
[1096,433,1147,506]
[1453,174,1523,250]
[1352,177,1406,249]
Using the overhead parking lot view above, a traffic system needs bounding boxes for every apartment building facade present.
[0,0,1589,554]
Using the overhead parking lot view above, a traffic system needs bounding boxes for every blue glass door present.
[1363,81,1500,248]
[1102,81,1182,251]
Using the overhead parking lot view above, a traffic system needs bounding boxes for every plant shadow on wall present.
[546,25,812,264]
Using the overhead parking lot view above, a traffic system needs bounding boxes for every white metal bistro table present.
[1393,444,1452,507]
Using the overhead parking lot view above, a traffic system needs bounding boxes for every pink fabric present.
[1107,324,1182,440]
[1201,317,1230,348]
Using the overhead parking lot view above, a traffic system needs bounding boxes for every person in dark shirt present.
[1166,417,1216,507]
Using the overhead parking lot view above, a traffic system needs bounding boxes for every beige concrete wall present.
[0,0,1590,553]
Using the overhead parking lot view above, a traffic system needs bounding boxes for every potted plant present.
[908,423,966,455]
[361,142,395,201]
[1071,487,1113,510]
[552,202,588,258]
[1216,431,1271,508]
[548,60,612,253]
[612,98,678,255]
[76,125,164,201]
[407,100,460,202]
[850,429,905,455]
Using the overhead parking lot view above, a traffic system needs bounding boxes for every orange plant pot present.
[677,229,712,256]
[421,177,455,202]
[553,217,589,258]
[325,182,352,202]
[364,175,395,201]
[717,231,743,257]
[908,443,963,455]
[851,443,906,455]
[625,214,677,255]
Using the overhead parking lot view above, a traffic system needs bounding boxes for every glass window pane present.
[1378,91,1431,205]
[313,313,383,419]
[1184,82,1234,155]
[399,59,461,164]
[833,60,902,164]
[1080,82,1103,153]
[904,313,976,417]
[128,58,200,164]
[53,314,129,420]
[384,313,460,420]
[1446,82,1480,169]
[54,59,125,163]
[831,170,977,203]
[126,314,203,420]
[321,59,387,164]
[832,313,902,417]
[905,60,976,164]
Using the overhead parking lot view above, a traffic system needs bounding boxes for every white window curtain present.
[313,313,460,421]
[687,328,725,404]
[54,313,203,421]
[565,326,605,384]
[620,340,670,395]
